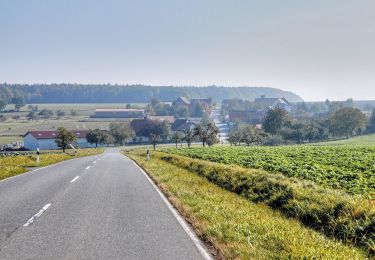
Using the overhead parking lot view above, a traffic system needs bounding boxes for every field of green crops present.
[166,145,375,195]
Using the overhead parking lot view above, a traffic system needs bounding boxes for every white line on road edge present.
[129,159,213,260]
[85,166,90,170]
[23,203,51,227]
[70,176,80,183]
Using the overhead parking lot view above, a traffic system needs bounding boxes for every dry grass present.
[0,148,103,180]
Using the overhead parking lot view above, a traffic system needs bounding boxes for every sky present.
[0,0,374,101]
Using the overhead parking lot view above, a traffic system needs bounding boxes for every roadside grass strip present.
[125,150,367,259]
[0,148,103,181]
[152,151,375,255]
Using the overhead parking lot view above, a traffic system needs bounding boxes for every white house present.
[23,130,96,150]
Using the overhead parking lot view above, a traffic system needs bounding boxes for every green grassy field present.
[0,148,103,180]
[312,134,375,146]
[126,150,367,259]
[166,145,375,195]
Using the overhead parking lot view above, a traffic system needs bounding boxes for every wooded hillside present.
[0,84,303,103]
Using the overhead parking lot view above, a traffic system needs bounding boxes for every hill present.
[0,84,303,103]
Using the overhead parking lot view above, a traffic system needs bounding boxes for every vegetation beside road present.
[0,148,103,181]
[125,149,367,259]
[167,146,375,195]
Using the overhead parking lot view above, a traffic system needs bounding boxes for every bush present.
[263,134,284,146]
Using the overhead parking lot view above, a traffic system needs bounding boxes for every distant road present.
[0,148,207,259]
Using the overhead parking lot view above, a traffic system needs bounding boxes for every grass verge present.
[0,148,103,180]
[125,149,367,259]
[151,150,375,255]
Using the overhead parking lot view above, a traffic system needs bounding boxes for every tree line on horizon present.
[0,83,303,104]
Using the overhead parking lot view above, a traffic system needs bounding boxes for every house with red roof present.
[23,130,95,150]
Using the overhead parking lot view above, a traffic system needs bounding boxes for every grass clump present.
[0,148,103,180]
[141,150,375,255]
[125,150,367,259]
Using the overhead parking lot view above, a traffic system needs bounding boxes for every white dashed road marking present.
[23,203,51,227]
[85,166,90,170]
[70,176,80,183]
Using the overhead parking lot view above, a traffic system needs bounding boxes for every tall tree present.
[13,96,25,112]
[0,100,7,112]
[193,121,218,147]
[367,108,375,134]
[263,107,290,135]
[184,127,195,148]
[55,127,77,152]
[171,132,184,148]
[109,121,135,145]
[86,129,105,148]
[329,107,367,137]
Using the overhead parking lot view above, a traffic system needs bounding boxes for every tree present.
[26,111,38,121]
[86,129,105,148]
[38,109,54,119]
[228,130,242,146]
[193,121,219,147]
[109,121,135,145]
[240,125,265,145]
[171,132,184,148]
[28,104,39,112]
[150,134,161,150]
[70,110,78,116]
[367,108,375,134]
[263,107,290,135]
[329,107,367,137]
[56,109,66,118]
[100,131,115,146]
[13,96,25,112]
[125,103,132,109]
[0,99,7,111]
[55,127,77,152]
[184,127,195,148]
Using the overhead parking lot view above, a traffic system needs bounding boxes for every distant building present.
[254,95,291,112]
[23,130,95,150]
[146,115,175,124]
[228,110,265,124]
[171,119,196,132]
[173,97,213,115]
[92,109,145,118]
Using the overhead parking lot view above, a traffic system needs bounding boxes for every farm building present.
[92,109,145,118]
[254,95,291,112]
[23,130,95,150]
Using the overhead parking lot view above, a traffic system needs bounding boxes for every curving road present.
[0,148,208,260]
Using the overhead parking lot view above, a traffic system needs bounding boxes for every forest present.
[0,83,303,104]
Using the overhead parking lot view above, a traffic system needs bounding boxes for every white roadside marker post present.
[36,148,40,165]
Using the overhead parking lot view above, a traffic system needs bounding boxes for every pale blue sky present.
[1,0,374,101]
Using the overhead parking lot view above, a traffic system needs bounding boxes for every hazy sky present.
[1,0,374,101]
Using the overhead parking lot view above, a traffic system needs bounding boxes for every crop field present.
[166,145,375,195]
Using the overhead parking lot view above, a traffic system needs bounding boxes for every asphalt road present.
[0,148,207,259]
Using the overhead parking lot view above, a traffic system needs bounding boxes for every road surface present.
[0,148,207,259]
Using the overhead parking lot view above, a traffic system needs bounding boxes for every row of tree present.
[146,97,207,118]
[83,119,219,150]
[232,106,375,145]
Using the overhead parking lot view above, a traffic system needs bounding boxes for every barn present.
[92,109,145,118]
[23,130,95,150]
